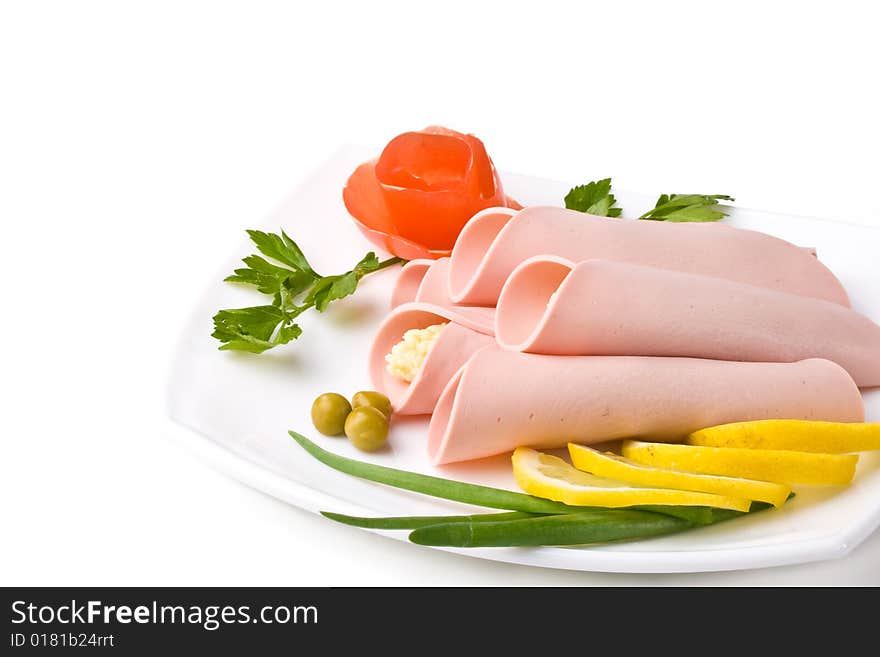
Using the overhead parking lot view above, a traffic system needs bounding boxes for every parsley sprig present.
[212,229,403,353]
[563,178,622,217]
[638,194,735,222]
[565,179,734,222]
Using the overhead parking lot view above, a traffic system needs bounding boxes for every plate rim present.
[163,417,876,574]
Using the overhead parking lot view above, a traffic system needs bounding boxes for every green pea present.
[351,390,392,419]
[311,393,352,436]
[344,406,389,452]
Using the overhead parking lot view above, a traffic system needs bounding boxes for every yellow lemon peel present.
[568,443,790,507]
[512,448,751,512]
[622,440,858,487]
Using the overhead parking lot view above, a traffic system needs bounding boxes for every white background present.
[2,1,879,585]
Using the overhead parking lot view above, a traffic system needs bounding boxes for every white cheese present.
[385,323,447,383]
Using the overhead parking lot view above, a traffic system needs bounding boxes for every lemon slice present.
[512,448,751,512]
[622,440,858,486]
[568,443,790,507]
[687,420,880,453]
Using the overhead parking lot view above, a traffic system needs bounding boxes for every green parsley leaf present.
[225,254,315,297]
[353,252,381,275]
[639,194,735,222]
[213,230,404,353]
[246,229,319,276]
[212,305,303,354]
[311,273,357,312]
[564,178,622,217]
[306,252,382,311]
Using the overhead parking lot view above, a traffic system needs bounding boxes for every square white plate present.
[166,147,880,573]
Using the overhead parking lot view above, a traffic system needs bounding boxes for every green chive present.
[288,431,712,524]
[633,505,714,525]
[320,510,543,530]
[409,510,690,547]
[408,499,783,548]
[291,430,712,521]
[291,430,577,513]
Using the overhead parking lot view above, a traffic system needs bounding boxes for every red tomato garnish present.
[343,126,520,259]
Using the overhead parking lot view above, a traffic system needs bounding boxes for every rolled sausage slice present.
[447,206,850,307]
[369,302,494,415]
[427,348,863,464]
[391,259,434,308]
[390,257,460,309]
[495,258,880,387]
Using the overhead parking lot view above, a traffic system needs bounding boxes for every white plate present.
[166,147,880,573]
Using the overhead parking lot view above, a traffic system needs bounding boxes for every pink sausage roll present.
[447,206,849,306]
[390,257,463,309]
[427,348,863,464]
[495,258,880,387]
[369,302,494,415]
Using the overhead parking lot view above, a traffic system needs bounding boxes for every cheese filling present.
[385,323,447,383]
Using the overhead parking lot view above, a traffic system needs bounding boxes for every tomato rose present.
[343,126,520,259]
